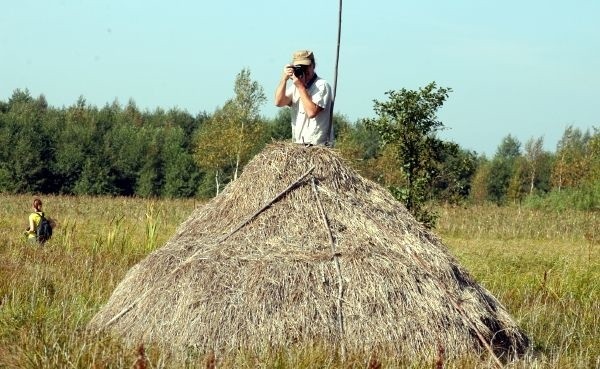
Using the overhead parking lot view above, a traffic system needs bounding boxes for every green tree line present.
[0,70,288,199]
[1,71,598,213]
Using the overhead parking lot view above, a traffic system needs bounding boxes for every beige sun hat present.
[291,50,315,66]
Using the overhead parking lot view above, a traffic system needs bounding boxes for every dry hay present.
[88,142,530,362]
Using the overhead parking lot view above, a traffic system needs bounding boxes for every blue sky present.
[2,0,598,156]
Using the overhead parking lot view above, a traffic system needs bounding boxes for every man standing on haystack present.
[275,50,334,146]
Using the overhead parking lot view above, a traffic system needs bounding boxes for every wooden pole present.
[328,0,342,143]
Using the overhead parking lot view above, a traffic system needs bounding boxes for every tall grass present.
[0,194,195,368]
[437,204,599,369]
[0,195,598,368]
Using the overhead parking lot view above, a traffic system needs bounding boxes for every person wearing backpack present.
[25,198,53,244]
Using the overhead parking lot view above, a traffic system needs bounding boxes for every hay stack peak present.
[89,142,529,361]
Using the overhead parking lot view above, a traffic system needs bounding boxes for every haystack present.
[89,142,529,361]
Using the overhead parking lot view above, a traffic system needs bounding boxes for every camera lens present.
[293,65,305,77]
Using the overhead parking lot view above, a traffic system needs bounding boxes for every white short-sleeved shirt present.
[287,76,333,145]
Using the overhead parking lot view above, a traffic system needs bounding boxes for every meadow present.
[0,194,598,368]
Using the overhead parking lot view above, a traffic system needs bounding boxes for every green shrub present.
[524,181,600,212]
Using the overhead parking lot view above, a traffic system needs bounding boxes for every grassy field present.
[0,194,598,368]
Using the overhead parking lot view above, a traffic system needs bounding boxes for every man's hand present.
[292,73,305,88]
[282,65,294,81]
[275,65,295,107]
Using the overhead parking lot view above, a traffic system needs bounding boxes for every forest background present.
[1,69,598,215]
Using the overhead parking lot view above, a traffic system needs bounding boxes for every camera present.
[291,64,306,78]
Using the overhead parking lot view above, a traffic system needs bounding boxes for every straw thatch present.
[89,142,529,362]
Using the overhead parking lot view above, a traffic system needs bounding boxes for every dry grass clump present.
[88,142,529,363]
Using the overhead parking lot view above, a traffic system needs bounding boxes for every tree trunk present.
[234,119,246,181]
[529,168,535,195]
